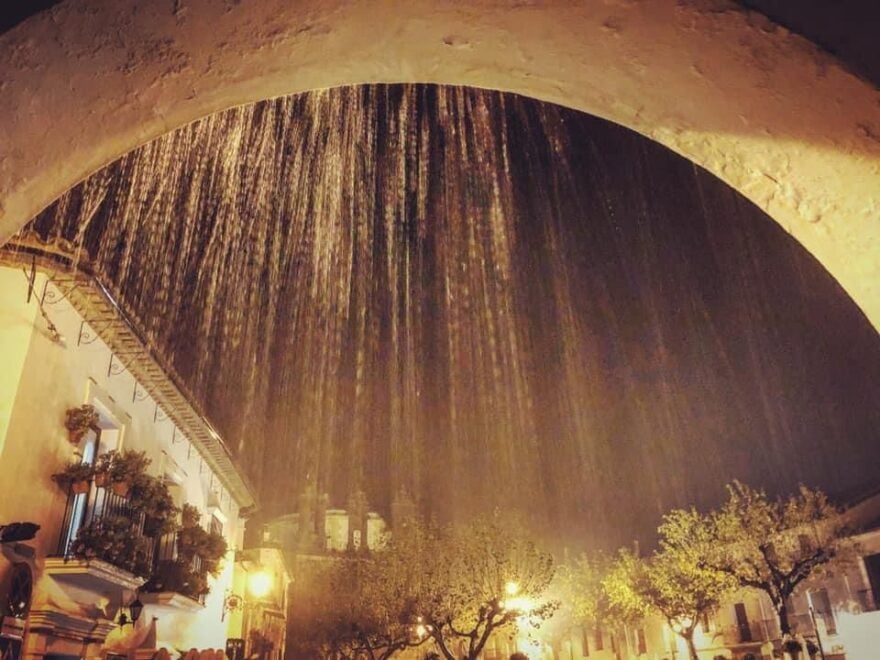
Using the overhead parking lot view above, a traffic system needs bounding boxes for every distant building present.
[262,485,388,557]
[528,488,880,660]
[262,488,400,660]
[0,249,273,659]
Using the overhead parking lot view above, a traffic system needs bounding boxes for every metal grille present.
[54,483,154,574]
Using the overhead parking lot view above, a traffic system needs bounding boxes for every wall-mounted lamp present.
[117,595,144,627]
[221,568,274,621]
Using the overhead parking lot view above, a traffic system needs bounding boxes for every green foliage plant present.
[51,460,94,493]
[71,515,153,577]
[64,404,99,442]
[708,481,854,639]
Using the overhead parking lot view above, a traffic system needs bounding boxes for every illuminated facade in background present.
[262,485,389,556]
[529,492,880,660]
[224,547,291,660]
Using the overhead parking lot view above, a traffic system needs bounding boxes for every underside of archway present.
[1,0,879,329]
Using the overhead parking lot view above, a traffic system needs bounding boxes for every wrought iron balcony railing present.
[143,531,207,604]
[54,482,155,579]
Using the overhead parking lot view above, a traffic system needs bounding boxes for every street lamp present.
[502,582,535,614]
[247,569,273,599]
[117,594,144,627]
[222,567,275,620]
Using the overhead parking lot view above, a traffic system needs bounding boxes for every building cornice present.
[1,239,258,511]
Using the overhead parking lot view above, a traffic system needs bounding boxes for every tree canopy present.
[708,481,854,636]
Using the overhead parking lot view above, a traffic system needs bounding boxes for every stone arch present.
[1,0,878,327]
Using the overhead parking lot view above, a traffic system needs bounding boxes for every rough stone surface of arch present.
[1,0,879,329]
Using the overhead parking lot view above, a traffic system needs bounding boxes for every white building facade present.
[0,257,258,660]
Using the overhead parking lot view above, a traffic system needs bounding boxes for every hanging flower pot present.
[111,480,131,497]
[71,479,91,495]
[64,404,99,444]
[96,449,149,493]
[52,460,94,494]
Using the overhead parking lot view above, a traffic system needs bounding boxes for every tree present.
[602,508,736,660]
[554,553,611,626]
[391,514,557,660]
[287,559,358,659]
[709,481,854,639]
[601,549,651,630]
[287,555,427,660]
[354,548,433,660]
[545,552,616,651]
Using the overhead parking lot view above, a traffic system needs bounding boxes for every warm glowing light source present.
[503,581,534,612]
[504,596,535,613]
[248,570,273,599]
[415,624,428,638]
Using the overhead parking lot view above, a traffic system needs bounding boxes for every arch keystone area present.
[1,0,879,329]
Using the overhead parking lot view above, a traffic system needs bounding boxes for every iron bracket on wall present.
[154,403,169,423]
[107,354,126,378]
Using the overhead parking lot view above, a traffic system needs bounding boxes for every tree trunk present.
[684,631,699,660]
[777,599,792,638]
[432,634,456,660]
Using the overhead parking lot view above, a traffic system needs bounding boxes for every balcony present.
[790,611,837,637]
[46,484,154,594]
[712,619,778,647]
[140,532,207,609]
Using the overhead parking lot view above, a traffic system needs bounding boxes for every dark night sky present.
[21,84,880,550]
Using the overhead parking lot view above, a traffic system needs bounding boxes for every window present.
[700,610,712,633]
[637,628,647,655]
[864,553,880,610]
[61,426,100,555]
[734,602,752,643]
[809,588,836,635]
[210,515,223,537]
[58,398,124,556]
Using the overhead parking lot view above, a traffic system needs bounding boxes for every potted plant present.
[93,467,109,488]
[71,515,153,578]
[177,504,228,581]
[142,505,226,600]
[52,461,94,494]
[64,404,99,444]
[131,476,179,536]
[143,558,208,600]
[95,449,150,496]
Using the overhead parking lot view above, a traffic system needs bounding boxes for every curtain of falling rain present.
[16,85,880,549]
